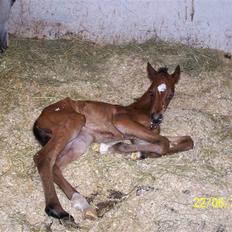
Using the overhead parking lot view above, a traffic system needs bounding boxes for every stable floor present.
[0,37,231,232]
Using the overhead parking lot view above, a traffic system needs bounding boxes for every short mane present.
[158,67,169,74]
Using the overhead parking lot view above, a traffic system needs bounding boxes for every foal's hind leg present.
[53,165,97,220]
[33,113,85,222]
[52,133,97,220]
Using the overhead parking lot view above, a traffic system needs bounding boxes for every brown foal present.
[33,62,193,223]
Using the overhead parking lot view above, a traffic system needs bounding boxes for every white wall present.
[8,0,232,52]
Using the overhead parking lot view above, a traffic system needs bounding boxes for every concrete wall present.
[8,0,232,52]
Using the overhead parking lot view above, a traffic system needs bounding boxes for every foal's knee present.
[157,137,170,155]
[184,136,194,150]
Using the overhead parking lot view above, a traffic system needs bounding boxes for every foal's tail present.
[33,122,51,146]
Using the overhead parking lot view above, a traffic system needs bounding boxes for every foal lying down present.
[33,63,193,223]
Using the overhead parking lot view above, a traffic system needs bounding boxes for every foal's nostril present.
[150,113,155,120]
[151,114,163,124]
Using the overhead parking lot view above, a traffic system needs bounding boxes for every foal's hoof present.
[130,152,142,160]
[130,152,147,160]
[83,207,97,220]
[45,205,74,221]
[92,143,100,152]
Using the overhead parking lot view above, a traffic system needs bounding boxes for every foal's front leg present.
[112,114,193,157]
[109,136,194,159]
[138,136,194,158]
[112,114,170,155]
[166,136,194,154]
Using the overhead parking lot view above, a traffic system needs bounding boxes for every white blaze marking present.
[71,192,90,211]
[54,107,60,111]
[157,83,167,93]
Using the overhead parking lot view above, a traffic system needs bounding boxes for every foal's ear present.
[172,65,181,84]
[147,62,157,81]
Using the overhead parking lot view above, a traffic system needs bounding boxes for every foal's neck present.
[128,88,152,113]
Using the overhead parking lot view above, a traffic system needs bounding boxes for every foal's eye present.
[167,95,173,101]
[149,90,154,96]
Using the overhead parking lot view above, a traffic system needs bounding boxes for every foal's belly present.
[82,124,124,144]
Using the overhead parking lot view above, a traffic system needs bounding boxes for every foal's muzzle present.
[150,113,163,129]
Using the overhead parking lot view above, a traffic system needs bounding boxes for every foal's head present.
[146,62,180,129]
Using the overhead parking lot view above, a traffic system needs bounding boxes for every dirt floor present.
[0,37,232,232]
